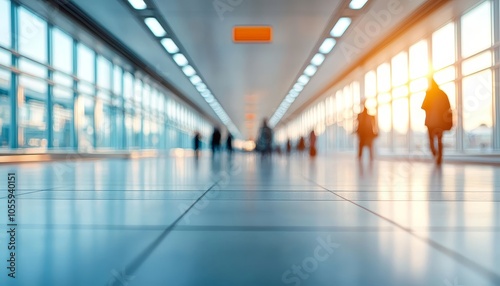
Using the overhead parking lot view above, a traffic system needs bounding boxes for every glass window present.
[53,72,73,100]
[410,92,426,151]
[19,98,47,149]
[19,59,46,78]
[461,1,492,58]
[392,86,408,99]
[432,23,455,70]
[76,95,94,151]
[0,0,11,48]
[393,98,409,150]
[113,66,122,96]
[97,56,111,90]
[19,8,47,63]
[409,40,429,79]
[433,66,455,85]
[377,104,392,150]
[409,78,428,93]
[52,28,73,74]
[143,84,151,110]
[364,71,377,113]
[391,51,408,87]
[462,51,492,76]
[352,81,361,114]
[95,99,111,148]
[77,44,95,84]
[462,70,492,150]
[0,49,9,66]
[0,69,10,147]
[123,72,133,100]
[377,63,391,93]
[53,104,72,148]
[19,74,47,100]
[134,79,142,106]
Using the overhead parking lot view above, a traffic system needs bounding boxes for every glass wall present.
[277,0,498,155]
[0,0,10,148]
[0,0,213,152]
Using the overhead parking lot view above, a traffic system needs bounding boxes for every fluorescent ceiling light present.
[182,65,196,77]
[304,65,317,77]
[205,94,214,101]
[311,53,325,66]
[144,18,166,37]
[173,53,188,66]
[190,75,202,85]
[319,38,336,54]
[298,75,310,85]
[128,0,147,10]
[349,0,368,9]
[293,83,304,92]
[161,38,179,54]
[289,91,299,98]
[330,17,352,37]
[201,90,211,98]
[196,83,207,92]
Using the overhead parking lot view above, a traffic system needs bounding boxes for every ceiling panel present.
[154,0,343,138]
[70,0,428,139]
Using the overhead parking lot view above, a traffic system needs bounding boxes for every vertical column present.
[72,39,78,151]
[93,52,97,149]
[140,80,144,150]
[110,63,116,149]
[121,70,126,150]
[9,2,18,149]
[493,0,500,150]
[47,23,54,149]
[456,17,464,152]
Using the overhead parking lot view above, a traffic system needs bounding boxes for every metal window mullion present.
[47,23,54,149]
[93,51,97,149]
[492,0,500,150]
[456,15,465,152]
[72,39,78,151]
[109,63,115,149]
[140,79,144,150]
[121,70,126,150]
[10,2,18,149]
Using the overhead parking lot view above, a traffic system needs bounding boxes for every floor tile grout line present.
[107,179,222,286]
[12,198,500,202]
[12,224,500,232]
[303,175,500,284]
[0,187,59,199]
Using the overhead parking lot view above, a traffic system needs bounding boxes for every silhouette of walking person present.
[297,137,306,155]
[422,78,453,165]
[211,127,222,156]
[257,118,273,157]
[226,133,233,155]
[356,101,378,162]
[193,131,201,158]
[309,130,317,157]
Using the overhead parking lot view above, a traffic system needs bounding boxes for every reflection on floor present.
[0,153,499,286]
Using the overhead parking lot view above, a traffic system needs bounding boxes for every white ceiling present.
[71,0,428,139]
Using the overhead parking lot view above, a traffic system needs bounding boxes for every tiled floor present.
[0,153,499,285]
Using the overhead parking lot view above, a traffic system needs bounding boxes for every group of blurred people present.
[192,77,453,165]
[193,128,233,158]
[354,77,452,166]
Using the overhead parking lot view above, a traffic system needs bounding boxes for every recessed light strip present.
[269,1,368,128]
[132,1,241,137]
